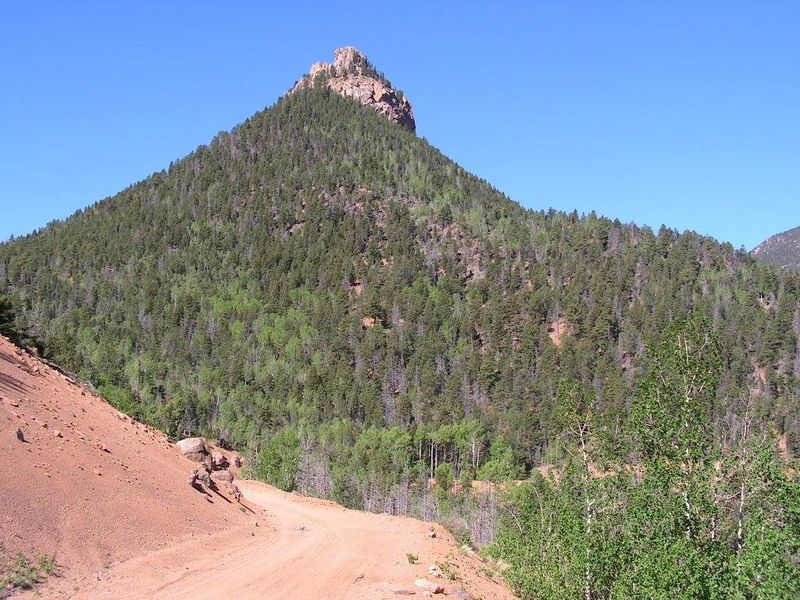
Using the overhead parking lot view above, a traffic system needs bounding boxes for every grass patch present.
[37,553,56,576]
[406,552,418,564]
[438,561,460,581]
[1,546,56,597]
[478,566,496,579]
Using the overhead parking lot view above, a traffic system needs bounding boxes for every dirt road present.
[57,480,515,600]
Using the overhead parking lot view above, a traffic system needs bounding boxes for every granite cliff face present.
[292,47,416,132]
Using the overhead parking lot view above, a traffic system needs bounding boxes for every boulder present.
[176,437,207,461]
[211,450,228,469]
[226,481,242,502]
[210,469,234,484]
[202,454,214,471]
[195,468,211,489]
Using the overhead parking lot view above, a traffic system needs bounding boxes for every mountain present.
[753,225,800,272]
[1,46,799,496]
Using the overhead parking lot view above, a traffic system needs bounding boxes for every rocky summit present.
[292,46,416,132]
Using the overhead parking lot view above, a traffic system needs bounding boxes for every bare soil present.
[62,481,516,599]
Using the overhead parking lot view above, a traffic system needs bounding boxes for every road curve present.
[52,480,515,600]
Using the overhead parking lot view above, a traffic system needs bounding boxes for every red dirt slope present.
[0,336,248,584]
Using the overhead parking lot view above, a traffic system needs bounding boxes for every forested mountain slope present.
[753,225,800,272]
[1,57,799,489]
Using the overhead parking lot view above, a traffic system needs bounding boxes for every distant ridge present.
[752,225,800,272]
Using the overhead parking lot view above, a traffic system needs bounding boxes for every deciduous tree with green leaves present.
[492,316,800,599]
[255,427,302,492]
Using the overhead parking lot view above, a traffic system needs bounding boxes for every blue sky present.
[1,1,797,249]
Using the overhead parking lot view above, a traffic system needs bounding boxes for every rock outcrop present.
[185,443,243,503]
[292,47,415,132]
